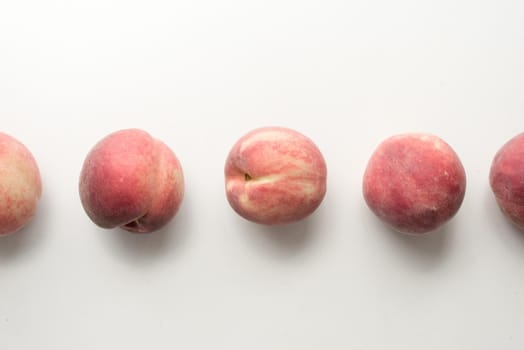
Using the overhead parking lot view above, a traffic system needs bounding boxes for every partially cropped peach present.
[0,132,42,236]
[79,129,184,233]
[490,133,524,230]
[363,133,466,234]
[225,126,327,225]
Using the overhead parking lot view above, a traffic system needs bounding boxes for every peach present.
[0,132,42,236]
[489,133,524,230]
[79,129,184,233]
[225,126,327,225]
[362,133,466,234]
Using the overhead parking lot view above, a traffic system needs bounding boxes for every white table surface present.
[1,1,524,349]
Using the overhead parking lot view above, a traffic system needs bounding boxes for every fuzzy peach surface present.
[363,133,466,234]
[79,129,184,233]
[225,127,327,225]
[0,132,42,235]
[490,133,524,230]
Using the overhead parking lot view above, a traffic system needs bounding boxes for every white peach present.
[363,133,466,234]
[79,129,184,233]
[0,132,42,236]
[225,127,327,225]
[490,133,524,230]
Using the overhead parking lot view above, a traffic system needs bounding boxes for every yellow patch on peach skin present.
[246,174,282,185]
[239,193,250,207]
[226,180,237,192]
[299,182,317,197]
[0,158,40,228]
[237,192,284,220]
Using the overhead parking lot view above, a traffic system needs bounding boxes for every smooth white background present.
[1,1,523,349]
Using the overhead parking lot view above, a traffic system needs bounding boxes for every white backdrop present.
[1,1,524,349]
